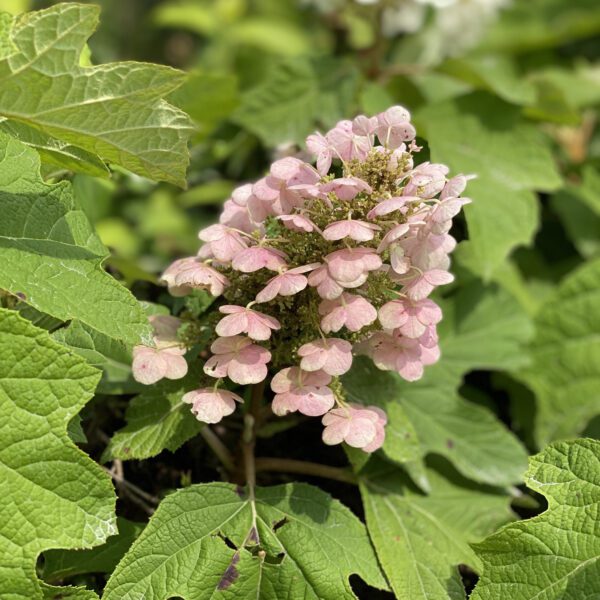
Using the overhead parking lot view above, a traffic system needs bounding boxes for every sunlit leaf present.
[103,482,386,599]
[471,438,600,600]
[0,308,116,599]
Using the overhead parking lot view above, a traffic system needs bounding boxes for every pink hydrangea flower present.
[132,346,187,385]
[204,335,271,384]
[277,213,318,233]
[306,132,333,175]
[216,305,280,341]
[352,114,378,136]
[377,223,410,253]
[365,329,439,381]
[131,315,188,385]
[320,177,372,201]
[325,247,382,287]
[198,224,248,262]
[231,246,288,273]
[323,219,381,242]
[219,200,255,233]
[183,388,243,424]
[271,367,335,417]
[319,293,377,333]
[326,120,371,162]
[322,404,387,452]
[307,265,345,300]
[254,157,320,214]
[298,338,353,376]
[378,298,442,338]
[403,162,449,199]
[430,197,472,225]
[161,257,229,297]
[173,106,471,448]
[256,264,320,303]
[440,174,476,200]
[367,196,418,219]
[393,268,454,300]
[374,106,416,148]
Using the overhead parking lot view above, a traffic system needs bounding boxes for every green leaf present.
[471,438,600,600]
[531,65,600,109]
[0,133,152,346]
[233,57,360,145]
[53,320,142,395]
[360,457,513,600]
[551,165,600,259]
[479,0,600,53]
[438,56,537,106]
[103,482,386,599]
[519,258,600,445]
[0,308,116,599]
[102,375,202,461]
[416,92,562,278]
[0,118,109,176]
[169,72,239,138]
[44,518,144,583]
[0,4,193,185]
[343,283,531,485]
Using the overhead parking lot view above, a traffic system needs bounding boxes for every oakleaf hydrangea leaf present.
[103,482,386,599]
[0,3,194,186]
[233,58,360,145]
[343,283,531,485]
[0,133,153,346]
[416,92,562,278]
[519,258,600,445]
[471,438,600,600]
[0,308,116,600]
[102,375,202,461]
[53,320,142,395]
[360,457,513,600]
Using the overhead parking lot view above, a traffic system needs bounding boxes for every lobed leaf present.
[0,308,116,600]
[360,457,513,600]
[471,438,600,600]
[519,258,600,445]
[0,133,152,346]
[0,3,194,186]
[343,283,531,485]
[416,92,562,278]
[103,481,386,599]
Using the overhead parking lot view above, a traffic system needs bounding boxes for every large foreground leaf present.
[343,283,530,485]
[0,133,152,346]
[472,438,600,600]
[416,92,562,278]
[0,309,116,599]
[103,482,386,599]
[0,3,194,185]
[519,258,600,445]
[361,458,513,600]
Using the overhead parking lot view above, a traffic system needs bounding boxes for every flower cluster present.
[136,106,471,453]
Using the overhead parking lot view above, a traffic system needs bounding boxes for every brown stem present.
[104,463,158,515]
[242,380,265,489]
[255,457,358,485]
[200,426,235,473]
